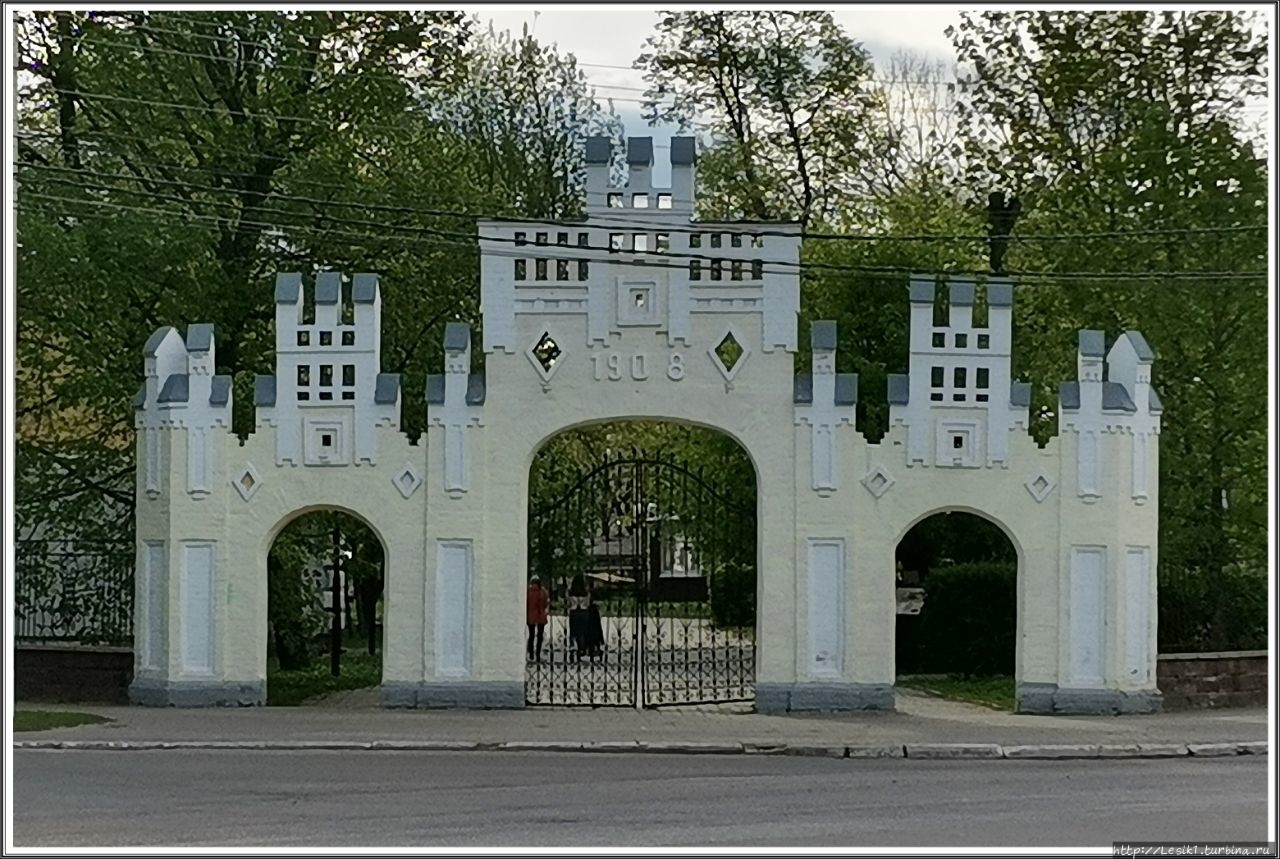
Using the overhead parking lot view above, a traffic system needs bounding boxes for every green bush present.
[917,562,1017,676]
[1158,566,1267,653]
[708,560,755,629]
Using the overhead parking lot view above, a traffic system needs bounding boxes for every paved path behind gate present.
[13,690,1268,753]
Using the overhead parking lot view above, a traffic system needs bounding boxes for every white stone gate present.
[131,136,1163,714]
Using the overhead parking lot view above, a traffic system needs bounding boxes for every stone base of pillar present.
[1016,682,1162,715]
[755,682,896,714]
[380,681,525,709]
[129,679,265,707]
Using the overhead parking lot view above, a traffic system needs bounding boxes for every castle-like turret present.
[887,275,1029,467]
[255,272,400,466]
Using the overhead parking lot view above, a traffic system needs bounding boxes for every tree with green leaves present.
[947,10,1268,649]
[15,10,621,641]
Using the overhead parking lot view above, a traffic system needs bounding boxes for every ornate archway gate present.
[525,452,756,707]
[130,134,1163,716]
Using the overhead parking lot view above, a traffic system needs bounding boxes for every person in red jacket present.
[526,575,549,662]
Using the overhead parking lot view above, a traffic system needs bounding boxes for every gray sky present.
[463,6,966,182]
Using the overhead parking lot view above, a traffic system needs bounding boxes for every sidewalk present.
[13,689,1269,759]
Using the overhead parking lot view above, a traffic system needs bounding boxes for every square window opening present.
[656,194,672,209]
[656,233,670,253]
[931,332,945,348]
[607,193,624,208]
[976,367,990,389]
[297,331,310,346]
[610,233,624,252]
[710,260,723,281]
[730,234,742,248]
[535,259,548,280]
[556,259,570,280]
[731,260,743,281]
[955,333,968,348]
[514,231,527,246]
[710,234,722,248]
[751,259,763,280]
[954,367,967,388]
[514,259,527,280]
[320,365,333,386]
[930,366,944,388]
[535,232,548,246]
[689,233,702,248]
[557,232,569,246]
[689,260,702,281]
[977,333,990,349]
[632,193,649,208]
[341,330,355,346]
[342,364,355,386]
[319,330,332,346]
[341,391,355,401]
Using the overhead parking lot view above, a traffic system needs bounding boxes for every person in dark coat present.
[567,574,590,661]
[586,596,605,659]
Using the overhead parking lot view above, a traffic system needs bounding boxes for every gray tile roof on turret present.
[1126,330,1155,361]
[186,323,214,353]
[949,280,975,306]
[793,374,813,405]
[585,136,611,165]
[466,373,486,405]
[1078,330,1105,357]
[1059,381,1138,413]
[987,281,1014,307]
[1010,381,1031,408]
[444,322,470,353]
[314,271,341,305]
[834,374,858,406]
[352,273,379,304]
[143,326,178,357]
[670,136,696,165]
[908,279,935,304]
[810,321,837,351]
[374,373,400,405]
[157,374,189,404]
[132,383,147,410]
[424,374,445,405]
[887,373,910,405]
[1102,381,1136,412]
[1149,387,1163,413]
[254,375,276,407]
[210,375,232,406]
[275,273,302,304]
[626,136,654,166]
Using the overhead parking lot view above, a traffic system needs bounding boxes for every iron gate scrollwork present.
[526,450,756,707]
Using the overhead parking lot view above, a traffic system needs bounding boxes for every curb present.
[12,739,1268,760]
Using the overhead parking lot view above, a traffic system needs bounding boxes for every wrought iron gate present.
[525,451,756,707]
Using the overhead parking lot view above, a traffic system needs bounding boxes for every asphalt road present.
[12,750,1270,848]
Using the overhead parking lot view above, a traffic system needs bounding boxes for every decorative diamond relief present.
[708,330,750,384]
[393,462,423,499]
[1025,471,1057,503]
[861,465,894,498]
[232,462,262,501]
[526,331,565,383]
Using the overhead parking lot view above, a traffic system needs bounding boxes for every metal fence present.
[14,539,133,645]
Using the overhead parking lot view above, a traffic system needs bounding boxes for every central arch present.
[521,419,760,707]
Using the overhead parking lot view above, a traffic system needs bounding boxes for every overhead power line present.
[18,161,1269,245]
[19,192,1268,284]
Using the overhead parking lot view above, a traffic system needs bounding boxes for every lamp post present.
[329,524,342,678]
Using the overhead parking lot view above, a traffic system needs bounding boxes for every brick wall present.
[1157,650,1268,710]
[14,645,133,704]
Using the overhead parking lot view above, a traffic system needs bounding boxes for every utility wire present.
[19,161,1270,245]
[20,192,1268,283]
